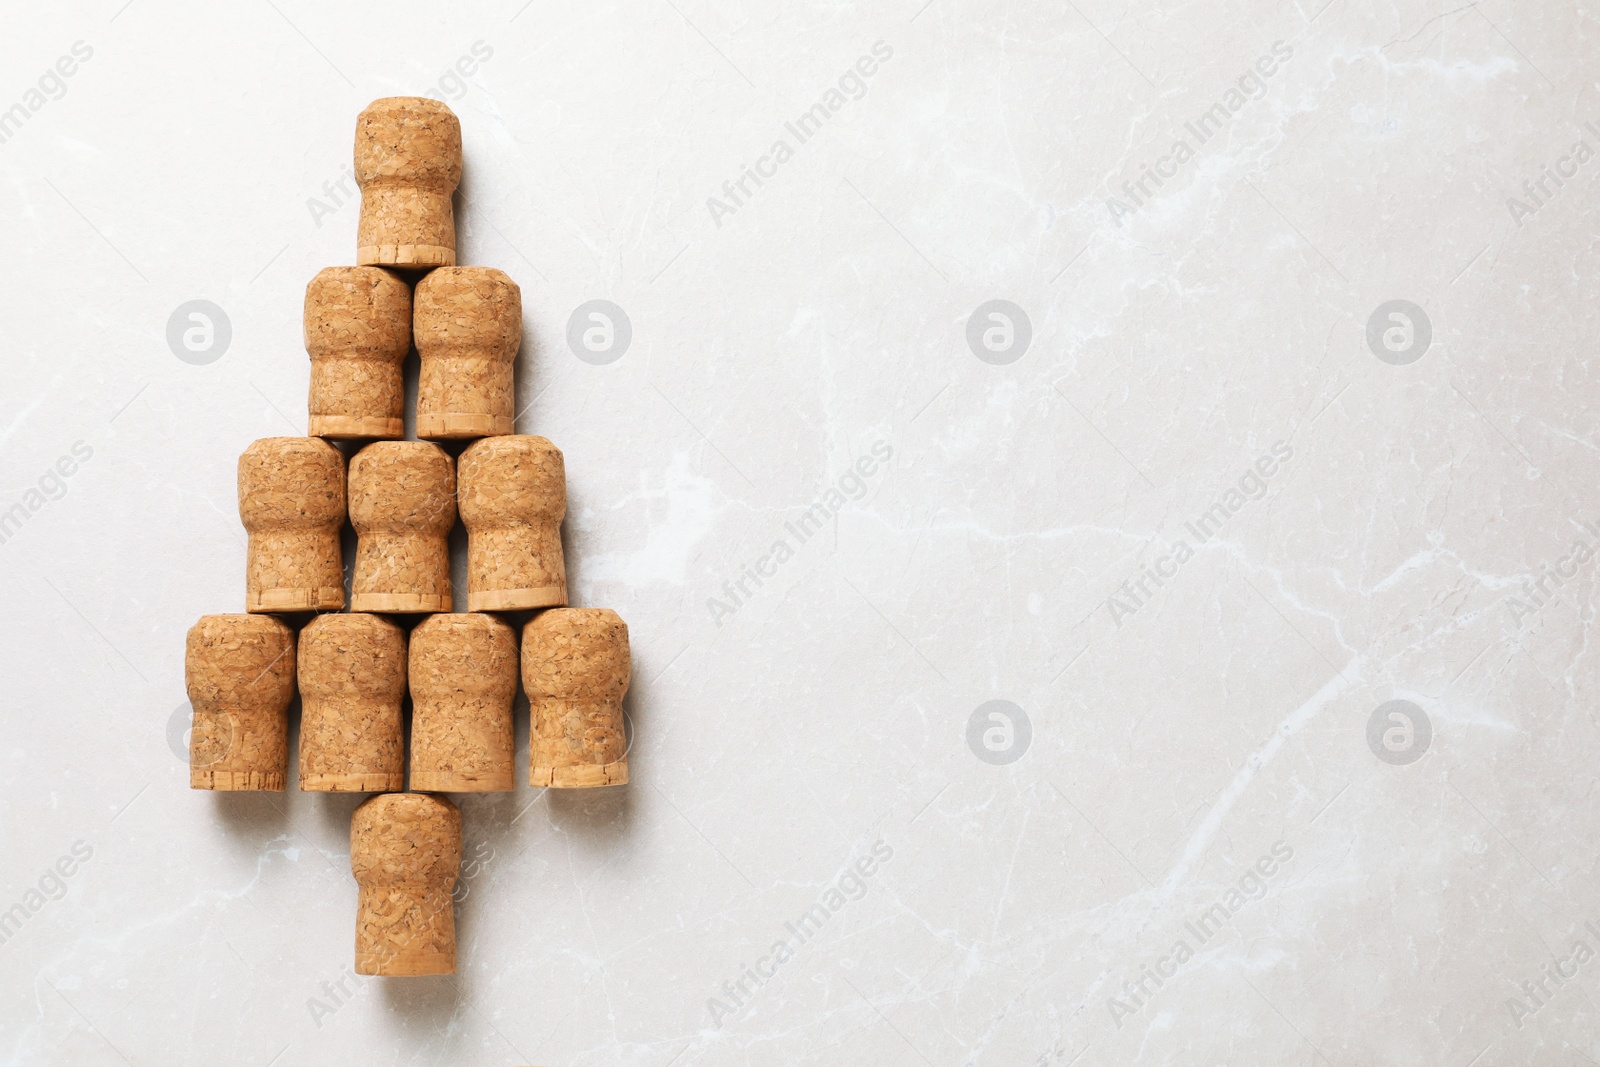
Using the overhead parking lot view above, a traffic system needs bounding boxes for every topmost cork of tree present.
[354,97,462,270]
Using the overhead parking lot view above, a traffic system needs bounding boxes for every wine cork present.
[458,435,567,611]
[185,614,296,790]
[409,614,517,792]
[354,97,461,269]
[349,442,456,613]
[414,268,520,439]
[522,609,630,788]
[305,267,411,439]
[297,613,407,792]
[238,438,346,613]
[350,793,460,976]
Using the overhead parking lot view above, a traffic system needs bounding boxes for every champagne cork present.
[305,267,411,439]
[409,614,518,792]
[350,793,460,976]
[185,614,296,790]
[298,613,407,792]
[414,267,520,439]
[349,442,456,613]
[354,97,461,269]
[458,435,567,611]
[522,609,630,788]
[238,438,346,613]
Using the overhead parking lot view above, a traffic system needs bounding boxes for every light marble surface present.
[2,1,1598,1063]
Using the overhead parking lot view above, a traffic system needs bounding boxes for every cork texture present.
[238,437,346,613]
[413,268,520,439]
[350,793,460,976]
[458,435,567,611]
[305,267,411,439]
[349,441,456,613]
[297,613,407,792]
[522,609,630,788]
[354,97,461,268]
[409,613,517,792]
[185,614,296,791]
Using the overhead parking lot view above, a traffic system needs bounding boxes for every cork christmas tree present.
[183,96,634,980]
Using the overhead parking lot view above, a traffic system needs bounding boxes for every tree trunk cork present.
[409,613,517,792]
[354,97,461,269]
[305,267,411,439]
[349,442,456,613]
[350,793,460,976]
[238,437,346,613]
[522,609,630,787]
[458,435,567,611]
[185,614,296,790]
[298,613,407,792]
[413,267,520,439]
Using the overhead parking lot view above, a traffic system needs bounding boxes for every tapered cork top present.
[522,608,631,700]
[458,435,565,525]
[348,442,456,533]
[185,614,297,699]
[411,612,518,689]
[238,437,346,529]
[299,613,407,702]
[414,268,521,357]
[305,268,411,361]
[354,97,462,188]
[351,793,461,883]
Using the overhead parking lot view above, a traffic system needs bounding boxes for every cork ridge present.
[354,97,461,268]
[185,614,296,790]
[238,437,346,613]
[522,609,631,788]
[350,793,460,976]
[305,267,412,439]
[349,441,456,613]
[414,267,521,439]
[409,613,518,792]
[298,613,407,792]
[458,435,567,611]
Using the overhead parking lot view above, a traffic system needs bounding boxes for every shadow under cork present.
[545,781,634,841]
[556,510,582,608]
[208,790,289,834]
[377,970,460,1026]
[512,306,541,436]
[305,791,368,842]
[401,344,421,442]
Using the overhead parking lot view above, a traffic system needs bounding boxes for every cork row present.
[185,608,631,793]
[307,265,520,440]
[240,434,566,614]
